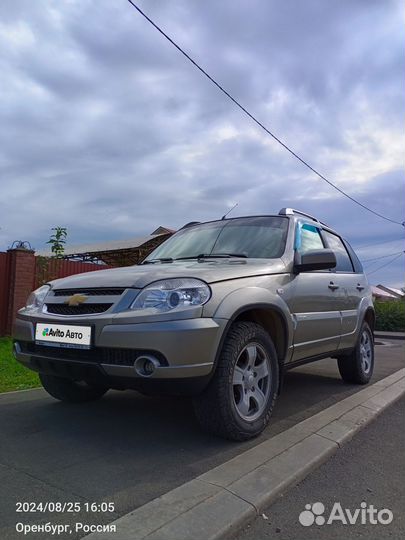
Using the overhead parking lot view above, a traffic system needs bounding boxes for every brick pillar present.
[6,248,36,334]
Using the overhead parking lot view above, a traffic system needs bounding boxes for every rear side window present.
[344,240,364,273]
[297,223,324,253]
[323,231,354,272]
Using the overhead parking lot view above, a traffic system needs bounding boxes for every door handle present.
[356,284,365,291]
[328,282,339,291]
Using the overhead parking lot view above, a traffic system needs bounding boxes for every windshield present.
[144,216,288,262]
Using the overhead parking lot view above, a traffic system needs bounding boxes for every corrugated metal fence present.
[34,258,110,288]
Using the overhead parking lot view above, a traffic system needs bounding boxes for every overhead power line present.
[355,237,405,250]
[361,251,405,263]
[366,252,404,276]
[126,0,404,227]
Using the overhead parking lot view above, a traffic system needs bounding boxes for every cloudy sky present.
[0,0,404,286]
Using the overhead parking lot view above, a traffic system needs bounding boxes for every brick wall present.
[6,249,36,335]
[0,252,11,335]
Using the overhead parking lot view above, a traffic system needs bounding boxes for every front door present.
[287,223,344,361]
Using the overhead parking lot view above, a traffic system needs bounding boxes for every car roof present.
[181,213,341,236]
[177,213,359,256]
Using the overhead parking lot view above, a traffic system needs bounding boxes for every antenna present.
[221,202,239,220]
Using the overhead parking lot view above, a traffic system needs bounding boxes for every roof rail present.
[278,208,321,223]
[278,208,331,227]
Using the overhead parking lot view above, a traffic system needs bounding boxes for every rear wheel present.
[337,322,374,384]
[39,373,108,402]
[193,322,279,441]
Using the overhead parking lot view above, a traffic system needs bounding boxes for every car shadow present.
[0,351,400,510]
[41,360,350,453]
[4,360,350,470]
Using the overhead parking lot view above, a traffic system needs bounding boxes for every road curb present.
[83,368,405,540]
[0,387,45,404]
[374,331,405,341]
[0,387,42,397]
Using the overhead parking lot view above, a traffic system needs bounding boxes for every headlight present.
[131,278,211,312]
[25,285,50,312]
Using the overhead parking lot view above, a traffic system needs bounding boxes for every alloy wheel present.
[232,342,271,421]
[360,330,372,374]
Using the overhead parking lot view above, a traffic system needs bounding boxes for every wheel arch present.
[213,303,290,375]
[364,307,376,333]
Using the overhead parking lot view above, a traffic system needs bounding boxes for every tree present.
[46,227,67,258]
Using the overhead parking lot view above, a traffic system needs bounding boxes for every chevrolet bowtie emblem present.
[64,294,88,307]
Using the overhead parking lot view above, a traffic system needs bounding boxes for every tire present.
[337,322,374,384]
[39,373,108,403]
[193,322,279,441]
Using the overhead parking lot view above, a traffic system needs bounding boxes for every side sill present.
[284,348,354,370]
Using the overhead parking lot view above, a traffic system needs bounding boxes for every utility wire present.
[366,252,404,276]
[361,251,405,263]
[355,237,405,250]
[126,0,404,227]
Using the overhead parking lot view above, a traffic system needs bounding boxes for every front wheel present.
[39,373,109,402]
[193,322,279,441]
[337,322,374,384]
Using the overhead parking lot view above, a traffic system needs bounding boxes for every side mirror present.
[294,249,337,273]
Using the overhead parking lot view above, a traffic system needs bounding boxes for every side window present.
[323,231,354,272]
[344,240,363,273]
[298,223,324,253]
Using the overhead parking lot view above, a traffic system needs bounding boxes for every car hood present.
[49,259,287,290]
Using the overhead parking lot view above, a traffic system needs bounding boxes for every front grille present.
[20,342,167,367]
[45,304,112,315]
[25,343,98,361]
[53,288,125,297]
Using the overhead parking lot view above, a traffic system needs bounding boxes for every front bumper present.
[13,316,227,387]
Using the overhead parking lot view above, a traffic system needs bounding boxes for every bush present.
[374,300,405,332]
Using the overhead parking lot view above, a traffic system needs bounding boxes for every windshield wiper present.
[175,253,247,260]
[142,258,174,264]
[144,253,248,264]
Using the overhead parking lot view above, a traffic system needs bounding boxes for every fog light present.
[134,355,161,377]
[143,359,155,375]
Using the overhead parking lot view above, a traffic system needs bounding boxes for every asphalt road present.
[0,340,403,539]
[232,396,405,540]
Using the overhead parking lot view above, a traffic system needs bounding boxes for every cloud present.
[0,0,403,286]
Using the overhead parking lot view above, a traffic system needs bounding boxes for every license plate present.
[35,323,92,349]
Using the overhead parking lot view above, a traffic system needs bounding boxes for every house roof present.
[36,227,175,265]
[376,285,404,298]
[371,286,398,299]
[57,235,158,257]
[150,226,176,235]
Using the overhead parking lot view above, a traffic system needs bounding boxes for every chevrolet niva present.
[13,208,375,440]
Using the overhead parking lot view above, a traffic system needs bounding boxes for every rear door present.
[288,222,344,361]
[322,231,366,350]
